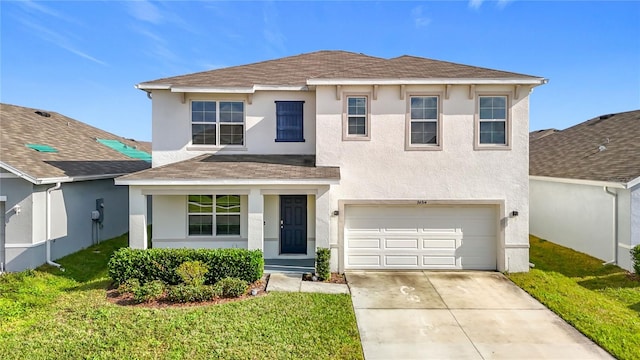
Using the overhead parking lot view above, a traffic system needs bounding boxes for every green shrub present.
[176,261,208,286]
[132,280,165,303]
[213,277,247,298]
[632,245,640,275]
[117,278,141,295]
[108,248,263,285]
[167,284,218,303]
[316,247,331,281]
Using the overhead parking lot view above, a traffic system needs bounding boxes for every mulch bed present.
[302,272,347,284]
[106,274,270,308]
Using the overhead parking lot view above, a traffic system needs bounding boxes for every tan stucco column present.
[315,186,336,270]
[128,186,147,249]
[247,188,264,252]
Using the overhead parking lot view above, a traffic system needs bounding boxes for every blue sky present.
[2,1,639,141]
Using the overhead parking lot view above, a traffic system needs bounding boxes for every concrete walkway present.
[266,273,350,294]
[347,271,613,360]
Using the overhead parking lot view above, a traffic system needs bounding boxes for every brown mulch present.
[106,274,269,308]
[302,272,347,284]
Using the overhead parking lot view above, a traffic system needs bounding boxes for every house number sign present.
[416,200,428,205]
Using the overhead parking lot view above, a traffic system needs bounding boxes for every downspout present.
[603,187,618,266]
[46,182,64,270]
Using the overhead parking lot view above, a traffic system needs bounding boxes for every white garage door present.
[345,205,497,270]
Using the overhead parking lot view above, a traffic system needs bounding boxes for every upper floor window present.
[191,101,244,146]
[407,95,440,150]
[187,194,241,236]
[477,96,508,146]
[343,95,370,140]
[275,101,305,142]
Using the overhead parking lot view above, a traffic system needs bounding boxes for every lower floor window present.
[188,194,240,236]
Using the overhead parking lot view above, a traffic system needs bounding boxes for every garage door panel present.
[422,239,457,248]
[385,238,419,249]
[423,256,457,266]
[348,255,380,266]
[348,238,381,249]
[345,205,497,270]
[385,255,419,266]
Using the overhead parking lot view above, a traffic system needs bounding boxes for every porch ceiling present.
[116,155,340,184]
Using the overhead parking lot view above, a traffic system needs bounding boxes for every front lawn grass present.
[0,234,363,359]
[509,235,640,360]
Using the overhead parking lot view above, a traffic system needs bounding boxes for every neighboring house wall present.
[1,178,40,271]
[315,84,531,271]
[151,90,316,167]
[622,185,640,271]
[530,179,634,271]
[2,178,130,271]
[48,179,130,260]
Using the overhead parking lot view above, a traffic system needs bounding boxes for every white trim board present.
[530,175,626,189]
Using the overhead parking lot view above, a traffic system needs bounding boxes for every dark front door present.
[280,195,307,254]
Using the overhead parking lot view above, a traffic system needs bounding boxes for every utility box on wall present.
[95,198,104,224]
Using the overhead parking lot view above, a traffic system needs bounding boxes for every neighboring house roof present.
[137,50,545,90]
[529,128,559,141]
[0,103,151,184]
[116,155,340,185]
[529,110,640,185]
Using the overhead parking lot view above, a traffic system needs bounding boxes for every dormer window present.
[191,101,245,146]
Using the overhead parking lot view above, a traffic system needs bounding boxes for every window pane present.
[411,96,437,120]
[192,124,216,145]
[189,215,213,235]
[348,97,366,115]
[192,101,216,123]
[348,117,366,135]
[192,111,204,122]
[424,96,438,108]
[216,215,240,235]
[188,195,213,213]
[411,121,437,144]
[192,101,204,111]
[411,97,424,108]
[493,96,506,108]
[479,97,492,108]
[479,96,506,120]
[219,124,244,145]
[216,195,240,213]
[479,121,506,144]
[220,101,244,123]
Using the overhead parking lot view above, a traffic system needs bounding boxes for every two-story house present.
[116,51,546,273]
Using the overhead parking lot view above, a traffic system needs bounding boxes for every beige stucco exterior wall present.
[151,90,316,167]
[315,84,531,272]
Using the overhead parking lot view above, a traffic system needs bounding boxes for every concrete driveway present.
[346,271,613,360]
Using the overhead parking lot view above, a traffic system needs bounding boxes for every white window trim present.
[405,92,443,151]
[474,93,512,150]
[190,100,246,148]
[186,194,242,238]
[342,93,371,141]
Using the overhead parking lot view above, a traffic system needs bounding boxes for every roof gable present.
[0,103,150,183]
[530,110,640,184]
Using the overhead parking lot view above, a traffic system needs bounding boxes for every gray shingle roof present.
[529,110,640,183]
[117,155,340,183]
[529,129,559,141]
[0,103,151,183]
[138,50,543,89]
